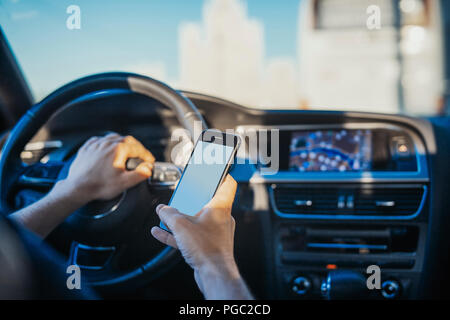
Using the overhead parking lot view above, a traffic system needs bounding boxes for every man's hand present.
[59,133,155,203]
[151,175,253,300]
[10,134,155,238]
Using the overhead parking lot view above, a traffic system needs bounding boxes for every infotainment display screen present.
[289,129,372,172]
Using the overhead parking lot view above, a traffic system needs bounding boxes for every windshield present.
[0,0,447,115]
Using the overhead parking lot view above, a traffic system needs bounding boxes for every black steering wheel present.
[0,72,207,292]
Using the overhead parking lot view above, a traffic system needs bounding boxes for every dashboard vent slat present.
[273,186,425,218]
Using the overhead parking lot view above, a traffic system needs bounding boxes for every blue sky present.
[0,0,301,100]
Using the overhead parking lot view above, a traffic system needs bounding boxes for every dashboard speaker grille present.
[272,185,425,218]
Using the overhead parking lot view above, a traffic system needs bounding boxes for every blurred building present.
[297,0,445,114]
[178,0,445,114]
[178,0,299,108]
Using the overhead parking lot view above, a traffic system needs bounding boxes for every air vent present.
[280,225,419,255]
[271,185,426,219]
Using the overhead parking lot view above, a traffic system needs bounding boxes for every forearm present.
[9,180,89,238]
[197,260,253,300]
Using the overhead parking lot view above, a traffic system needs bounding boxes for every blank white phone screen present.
[169,141,234,216]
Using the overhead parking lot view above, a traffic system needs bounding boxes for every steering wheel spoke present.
[67,239,179,289]
[17,161,65,189]
[69,241,117,272]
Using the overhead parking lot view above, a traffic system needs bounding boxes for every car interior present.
[0,0,450,300]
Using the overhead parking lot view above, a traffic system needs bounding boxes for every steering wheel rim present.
[0,72,207,291]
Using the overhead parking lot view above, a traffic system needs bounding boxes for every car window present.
[0,0,447,115]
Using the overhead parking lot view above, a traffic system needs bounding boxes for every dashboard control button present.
[391,137,411,157]
[381,280,401,299]
[291,276,312,296]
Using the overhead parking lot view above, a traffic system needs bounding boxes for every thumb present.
[205,175,237,210]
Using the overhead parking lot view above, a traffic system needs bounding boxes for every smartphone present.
[159,129,241,232]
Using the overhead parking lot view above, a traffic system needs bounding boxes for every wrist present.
[52,179,94,206]
[196,258,252,300]
[197,256,241,283]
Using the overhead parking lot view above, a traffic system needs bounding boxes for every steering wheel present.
[0,72,207,292]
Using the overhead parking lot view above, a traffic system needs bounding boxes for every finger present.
[205,175,237,210]
[123,136,155,162]
[101,133,124,145]
[113,143,135,169]
[97,134,124,149]
[156,204,198,223]
[82,136,100,150]
[135,161,153,177]
[103,133,121,140]
[113,140,155,169]
[155,204,185,232]
[151,226,178,249]
[121,162,153,188]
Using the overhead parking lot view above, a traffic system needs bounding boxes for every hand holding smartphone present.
[159,129,241,231]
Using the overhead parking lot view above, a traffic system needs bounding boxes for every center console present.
[237,122,429,299]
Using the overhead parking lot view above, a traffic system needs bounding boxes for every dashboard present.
[16,89,450,300]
